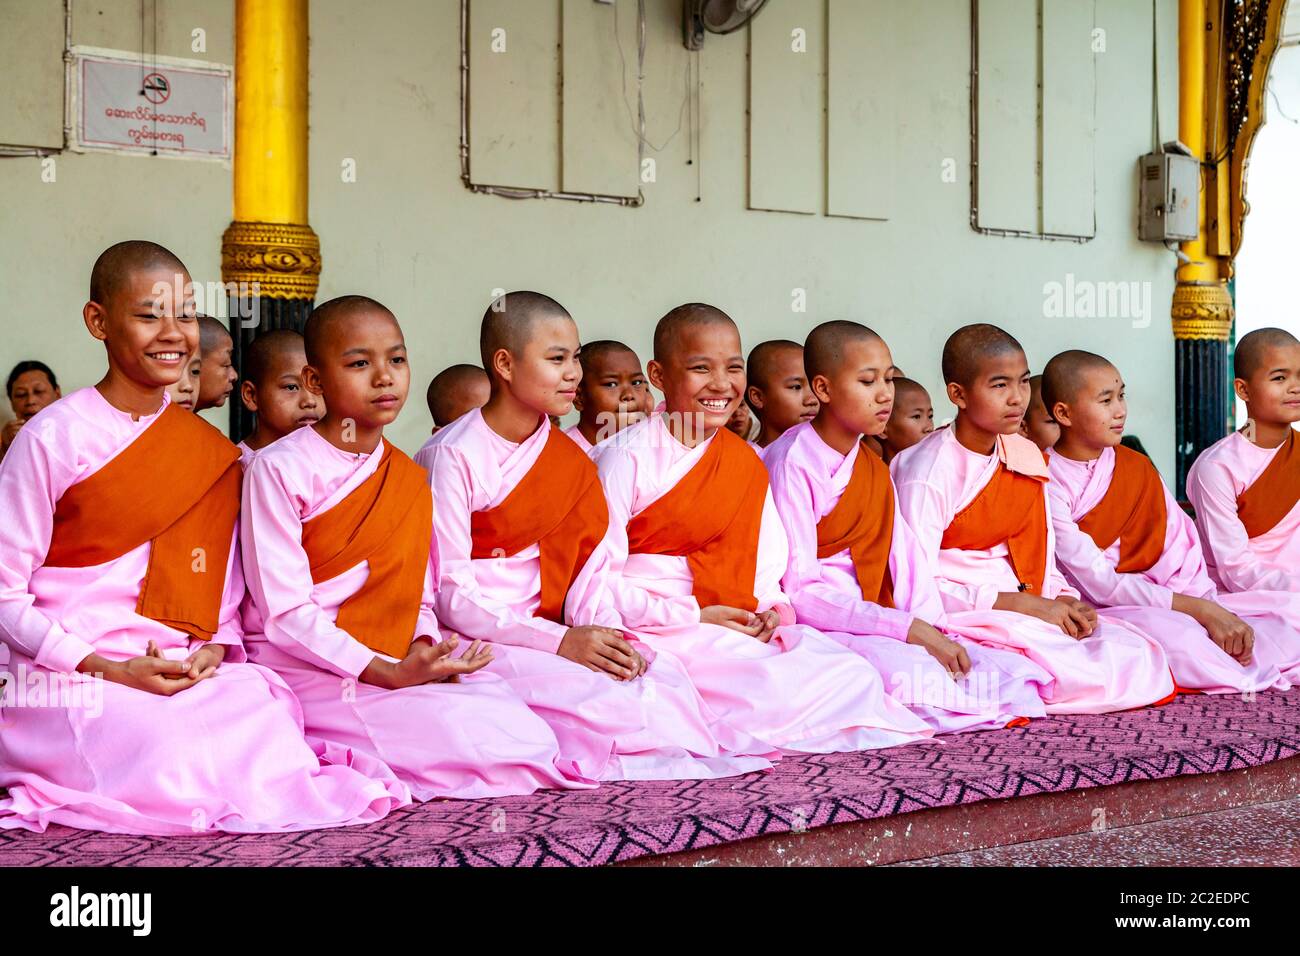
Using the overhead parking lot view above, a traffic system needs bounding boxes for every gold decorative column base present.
[220,220,321,300]
[1171,281,1234,341]
[221,220,320,441]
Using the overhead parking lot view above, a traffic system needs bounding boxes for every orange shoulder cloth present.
[44,402,241,642]
[626,427,768,613]
[940,460,1049,596]
[1076,445,1166,573]
[469,426,610,624]
[1236,428,1300,539]
[301,440,432,658]
[817,443,895,607]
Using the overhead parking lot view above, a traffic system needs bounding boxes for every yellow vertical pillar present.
[1171,0,1234,490]
[1170,0,1232,342]
[219,0,319,438]
[221,0,320,305]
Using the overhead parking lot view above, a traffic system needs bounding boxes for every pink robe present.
[765,423,1051,732]
[412,434,436,474]
[424,409,775,781]
[593,414,934,753]
[1049,447,1300,692]
[890,427,1175,714]
[236,438,263,641]
[242,423,589,800]
[1186,430,1300,593]
[0,388,408,834]
[562,424,595,456]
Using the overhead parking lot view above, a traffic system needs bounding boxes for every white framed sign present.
[70,46,231,160]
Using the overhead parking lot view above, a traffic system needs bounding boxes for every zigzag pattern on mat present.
[3,690,1299,867]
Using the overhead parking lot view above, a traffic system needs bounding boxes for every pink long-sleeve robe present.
[242,423,591,800]
[235,437,264,645]
[764,423,1051,732]
[890,427,1175,714]
[0,388,409,834]
[423,409,775,782]
[1048,446,1300,692]
[592,414,934,753]
[1186,430,1300,594]
[562,424,595,455]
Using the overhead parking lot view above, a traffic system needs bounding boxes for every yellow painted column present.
[221,0,320,304]
[1169,0,1291,487]
[220,0,319,439]
[1171,0,1232,343]
[1170,0,1234,491]
[233,0,309,224]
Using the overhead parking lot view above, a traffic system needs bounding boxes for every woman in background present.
[2,360,62,460]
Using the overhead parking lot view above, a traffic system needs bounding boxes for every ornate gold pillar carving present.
[221,222,320,301]
[1227,0,1291,260]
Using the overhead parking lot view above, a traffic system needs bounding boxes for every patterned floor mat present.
[3,689,1297,866]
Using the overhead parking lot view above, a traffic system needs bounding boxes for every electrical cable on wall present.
[614,0,691,155]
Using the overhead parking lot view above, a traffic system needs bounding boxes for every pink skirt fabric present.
[248,641,594,800]
[823,629,1052,733]
[941,610,1176,715]
[0,649,409,835]
[1095,606,1289,695]
[467,641,777,782]
[629,622,935,753]
[1217,590,1300,685]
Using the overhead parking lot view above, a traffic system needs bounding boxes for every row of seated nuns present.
[1,238,1299,837]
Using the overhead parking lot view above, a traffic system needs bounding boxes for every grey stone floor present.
[893,796,1300,866]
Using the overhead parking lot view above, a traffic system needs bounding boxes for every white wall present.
[1,0,1184,476]
[1234,27,1300,422]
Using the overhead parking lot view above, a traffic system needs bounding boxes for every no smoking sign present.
[141,72,170,105]
[76,50,231,159]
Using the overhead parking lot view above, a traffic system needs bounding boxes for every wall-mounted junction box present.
[1138,144,1199,242]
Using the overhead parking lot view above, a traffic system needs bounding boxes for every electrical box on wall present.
[1138,144,1199,242]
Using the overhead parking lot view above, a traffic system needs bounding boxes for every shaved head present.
[1028,374,1045,403]
[747,340,803,391]
[1235,328,1300,380]
[579,339,637,374]
[426,363,489,426]
[245,329,306,388]
[892,376,927,403]
[1040,350,1116,415]
[480,291,572,373]
[89,239,188,305]
[942,324,1025,386]
[304,295,397,366]
[803,320,883,381]
[198,315,232,353]
[653,303,737,365]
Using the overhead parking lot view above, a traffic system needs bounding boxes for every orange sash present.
[469,426,610,625]
[301,440,432,658]
[941,462,1049,596]
[1237,428,1300,539]
[817,445,895,607]
[1076,446,1166,573]
[626,428,768,612]
[44,402,241,642]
